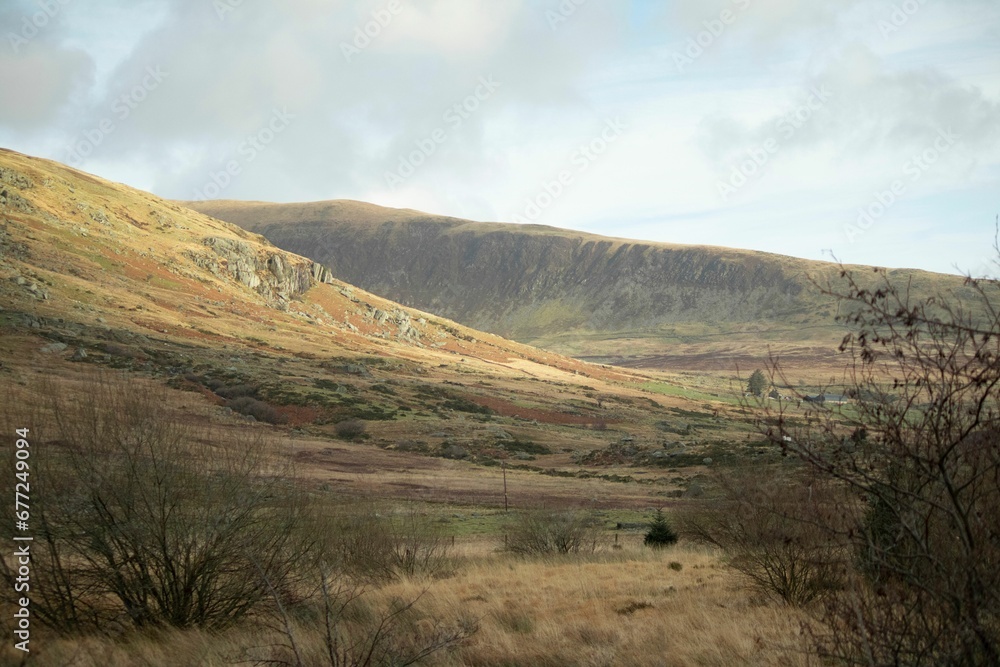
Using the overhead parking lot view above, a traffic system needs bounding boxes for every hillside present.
[2,147,760,509]
[183,199,973,371]
[0,149,826,666]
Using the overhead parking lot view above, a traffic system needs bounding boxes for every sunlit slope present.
[0,148,628,383]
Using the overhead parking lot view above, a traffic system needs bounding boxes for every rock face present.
[0,166,34,213]
[185,236,334,310]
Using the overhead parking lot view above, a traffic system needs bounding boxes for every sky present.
[1,0,998,276]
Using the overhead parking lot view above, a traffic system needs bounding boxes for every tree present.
[747,369,767,397]
[762,263,1000,664]
[643,509,678,548]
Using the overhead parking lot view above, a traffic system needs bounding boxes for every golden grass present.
[377,545,812,667]
[2,545,812,667]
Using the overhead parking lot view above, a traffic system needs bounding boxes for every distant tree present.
[747,369,767,397]
[644,509,678,548]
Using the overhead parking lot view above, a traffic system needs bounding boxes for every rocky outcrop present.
[0,166,35,213]
[185,236,334,310]
[0,167,33,190]
[366,306,421,341]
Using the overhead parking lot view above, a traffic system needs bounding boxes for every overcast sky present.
[2,0,998,275]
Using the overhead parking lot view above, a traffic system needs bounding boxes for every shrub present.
[227,396,287,424]
[214,383,259,399]
[644,509,679,548]
[335,418,366,439]
[503,510,601,555]
[0,374,312,631]
[760,259,1000,663]
[507,439,551,455]
[329,505,452,581]
[256,567,477,667]
[681,470,846,606]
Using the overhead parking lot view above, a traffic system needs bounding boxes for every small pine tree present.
[644,509,678,548]
[747,369,767,397]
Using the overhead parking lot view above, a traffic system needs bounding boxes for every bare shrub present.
[759,261,1000,663]
[330,505,452,582]
[252,569,477,667]
[335,419,367,439]
[0,374,312,631]
[680,470,846,606]
[227,395,287,424]
[503,510,602,556]
[215,383,259,399]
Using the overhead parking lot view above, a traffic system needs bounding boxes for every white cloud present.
[0,0,997,274]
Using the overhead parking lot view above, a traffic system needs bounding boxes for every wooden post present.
[502,460,509,513]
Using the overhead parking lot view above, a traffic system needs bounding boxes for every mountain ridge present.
[184,198,973,368]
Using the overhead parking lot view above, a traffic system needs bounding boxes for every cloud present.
[696,42,1000,194]
[0,0,997,274]
[0,47,93,130]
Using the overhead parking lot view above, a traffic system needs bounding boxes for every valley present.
[0,147,991,666]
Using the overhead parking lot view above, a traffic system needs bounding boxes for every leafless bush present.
[503,510,602,556]
[680,469,847,605]
[215,383,260,399]
[335,419,367,439]
[228,395,288,424]
[330,506,452,582]
[0,374,312,632]
[758,260,1000,663]
[251,569,477,667]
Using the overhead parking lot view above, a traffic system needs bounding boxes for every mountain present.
[0,149,597,378]
[183,199,973,371]
[2,147,711,505]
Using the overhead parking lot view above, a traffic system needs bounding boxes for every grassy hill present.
[1,147,769,504]
[184,199,974,372]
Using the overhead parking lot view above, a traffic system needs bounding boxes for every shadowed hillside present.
[184,199,973,370]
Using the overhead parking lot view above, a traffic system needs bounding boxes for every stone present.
[41,342,67,353]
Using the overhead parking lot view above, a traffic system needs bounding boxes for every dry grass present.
[1,544,812,666]
[380,545,812,667]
